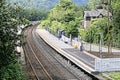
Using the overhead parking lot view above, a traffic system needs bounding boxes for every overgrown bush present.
[0,63,24,80]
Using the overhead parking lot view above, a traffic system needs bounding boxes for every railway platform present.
[36,28,98,74]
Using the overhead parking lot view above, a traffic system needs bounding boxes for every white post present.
[70,34,72,45]
[99,33,102,58]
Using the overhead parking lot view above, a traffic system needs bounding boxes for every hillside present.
[72,0,88,5]
[8,0,88,10]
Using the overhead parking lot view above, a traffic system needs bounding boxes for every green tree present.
[85,25,98,52]
[0,63,24,80]
[84,18,112,44]
[41,0,83,38]
[111,0,120,48]
[19,8,48,21]
[0,0,24,79]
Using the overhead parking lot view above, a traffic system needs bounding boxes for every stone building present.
[83,8,112,29]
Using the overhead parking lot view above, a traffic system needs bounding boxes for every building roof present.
[84,9,112,18]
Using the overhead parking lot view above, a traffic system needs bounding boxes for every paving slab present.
[36,29,96,72]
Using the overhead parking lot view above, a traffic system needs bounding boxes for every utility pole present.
[107,0,111,54]
[101,0,111,54]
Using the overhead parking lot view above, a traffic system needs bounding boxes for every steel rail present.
[30,28,66,78]
[24,47,40,80]
[23,24,98,80]
[33,31,82,79]
[25,26,53,80]
[22,28,39,80]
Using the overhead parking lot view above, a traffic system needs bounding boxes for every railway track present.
[23,24,97,80]
[23,26,52,80]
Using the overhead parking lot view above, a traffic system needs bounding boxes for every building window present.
[92,17,96,19]
[86,17,91,21]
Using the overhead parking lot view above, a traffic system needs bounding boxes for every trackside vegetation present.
[40,0,83,38]
[0,0,26,79]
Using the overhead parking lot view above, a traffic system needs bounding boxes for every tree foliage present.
[111,0,120,48]
[84,18,107,44]
[0,0,25,79]
[19,8,48,21]
[0,63,24,80]
[40,0,83,38]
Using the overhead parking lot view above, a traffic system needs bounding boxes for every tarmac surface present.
[36,29,97,72]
